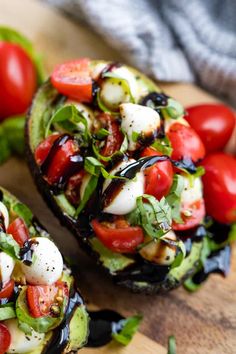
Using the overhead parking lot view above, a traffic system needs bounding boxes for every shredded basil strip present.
[151,136,173,157]
[168,335,177,354]
[166,174,185,224]
[161,98,184,119]
[92,132,128,162]
[84,156,129,181]
[75,175,98,217]
[112,314,143,346]
[0,232,20,259]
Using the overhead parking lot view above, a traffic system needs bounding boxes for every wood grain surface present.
[0,1,236,354]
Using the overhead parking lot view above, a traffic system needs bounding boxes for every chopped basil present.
[0,26,45,84]
[128,195,172,240]
[169,239,186,269]
[75,175,98,217]
[0,232,20,259]
[93,128,110,140]
[112,314,143,346]
[168,335,176,354]
[84,156,128,181]
[162,98,184,119]
[12,203,33,226]
[166,175,185,224]
[0,303,16,321]
[132,131,139,142]
[229,223,236,243]
[151,137,173,156]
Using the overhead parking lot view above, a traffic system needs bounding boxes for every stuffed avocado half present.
[25,59,232,293]
[0,187,89,353]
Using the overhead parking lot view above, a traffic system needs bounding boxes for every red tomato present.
[35,134,60,165]
[201,153,236,224]
[0,41,37,120]
[0,280,15,299]
[172,199,205,231]
[91,218,144,253]
[27,282,68,318]
[0,323,11,354]
[185,104,235,153]
[65,170,85,205]
[141,147,173,200]
[100,113,123,157]
[51,59,92,103]
[167,122,205,162]
[7,218,29,247]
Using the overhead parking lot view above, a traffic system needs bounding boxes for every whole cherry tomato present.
[51,59,92,103]
[202,153,236,224]
[167,122,205,162]
[185,104,235,153]
[0,42,37,120]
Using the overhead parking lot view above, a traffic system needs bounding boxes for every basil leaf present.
[93,128,110,140]
[132,131,139,142]
[0,26,45,84]
[229,223,236,243]
[162,98,184,119]
[0,232,20,259]
[112,314,143,346]
[75,175,98,216]
[170,239,186,269]
[0,303,16,321]
[12,203,33,226]
[151,137,173,156]
[84,157,103,177]
[166,175,185,224]
[168,335,176,354]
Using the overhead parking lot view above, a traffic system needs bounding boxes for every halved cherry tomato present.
[185,104,235,153]
[141,147,173,200]
[167,122,205,162]
[7,218,29,247]
[98,113,123,157]
[27,282,68,318]
[51,59,92,103]
[0,280,15,299]
[35,134,60,165]
[172,199,205,231]
[0,41,37,120]
[0,323,11,354]
[91,218,144,253]
[65,170,85,205]
[202,153,236,224]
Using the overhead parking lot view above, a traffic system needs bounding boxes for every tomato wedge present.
[172,199,205,231]
[0,323,11,354]
[91,218,144,253]
[98,113,123,157]
[141,147,173,200]
[0,279,14,299]
[167,122,205,162]
[7,218,29,247]
[27,282,68,318]
[35,134,60,165]
[51,59,92,103]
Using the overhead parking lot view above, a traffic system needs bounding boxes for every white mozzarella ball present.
[0,252,15,286]
[100,80,130,110]
[139,230,177,265]
[181,176,203,205]
[164,116,189,133]
[0,201,9,229]
[120,103,161,151]
[5,319,45,353]
[21,237,63,285]
[103,159,144,215]
[66,99,94,131]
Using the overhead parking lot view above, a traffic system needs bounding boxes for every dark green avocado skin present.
[25,80,203,295]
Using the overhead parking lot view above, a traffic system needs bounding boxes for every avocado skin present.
[25,77,203,295]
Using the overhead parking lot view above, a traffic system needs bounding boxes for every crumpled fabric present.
[43,0,236,105]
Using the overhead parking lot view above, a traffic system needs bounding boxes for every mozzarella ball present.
[120,103,161,151]
[21,237,63,285]
[181,176,203,206]
[164,116,189,133]
[0,252,15,286]
[0,201,9,229]
[103,159,144,215]
[100,79,131,110]
[139,230,177,265]
[66,99,94,131]
[5,319,45,353]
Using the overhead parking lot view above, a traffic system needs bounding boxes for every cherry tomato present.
[7,218,29,247]
[141,147,173,200]
[91,218,144,253]
[0,323,11,354]
[51,59,92,103]
[185,104,235,153]
[98,113,123,157]
[35,134,60,165]
[0,280,15,299]
[65,170,85,205]
[0,41,37,120]
[172,199,205,231]
[201,153,236,224]
[167,122,205,162]
[27,282,68,318]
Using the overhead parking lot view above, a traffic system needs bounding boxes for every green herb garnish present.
[112,314,143,346]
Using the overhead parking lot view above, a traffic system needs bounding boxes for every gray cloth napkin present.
[44,0,236,106]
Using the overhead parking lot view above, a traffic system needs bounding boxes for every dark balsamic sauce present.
[19,239,37,265]
[86,310,124,348]
[140,92,169,108]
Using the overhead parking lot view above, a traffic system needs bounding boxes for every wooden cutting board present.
[0,1,236,354]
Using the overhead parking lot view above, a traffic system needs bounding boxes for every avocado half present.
[25,60,206,294]
[0,187,89,353]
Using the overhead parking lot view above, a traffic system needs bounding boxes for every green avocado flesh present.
[26,60,208,293]
[0,187,89,353]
